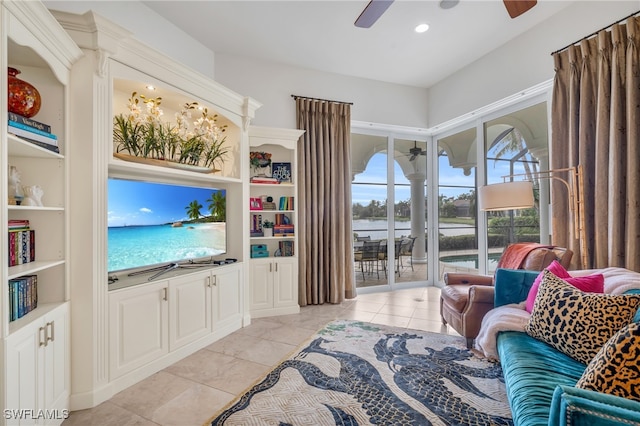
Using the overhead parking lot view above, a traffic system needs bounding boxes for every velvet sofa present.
[483,267,640,426]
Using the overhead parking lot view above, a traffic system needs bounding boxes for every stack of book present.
[8,219,35,267]
[251,176,279,184]
[250,213,264,237]
[8,111,59,153]
[279,196,294,210]
[278,240,294,256]
[8,275,38,322]
[274,224,295,237]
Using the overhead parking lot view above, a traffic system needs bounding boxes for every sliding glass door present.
[351,133,428,289]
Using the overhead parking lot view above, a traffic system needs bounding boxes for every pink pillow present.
[525,260,570,312]
[525,261,605,312]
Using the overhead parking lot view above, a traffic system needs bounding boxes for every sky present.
[107,178,224,227]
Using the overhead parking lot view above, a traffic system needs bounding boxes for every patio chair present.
[354,240,381,280]
[399,236,417,274]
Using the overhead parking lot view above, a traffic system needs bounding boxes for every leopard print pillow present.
[576,322,640,402]
[525,270,640,364]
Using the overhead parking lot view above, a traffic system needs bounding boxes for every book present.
[8,111,51,133]
[271,162,292,182]
[8,120,57,140]
[12,135,60,153]
[251,176,279,184]
[8,124,59,147]
[8,229,35,267]
[7,275,38,322]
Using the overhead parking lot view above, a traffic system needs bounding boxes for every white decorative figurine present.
[8,165,24,205]
[22,185,44,207]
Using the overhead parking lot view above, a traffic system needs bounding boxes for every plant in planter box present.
[113,92,228,171]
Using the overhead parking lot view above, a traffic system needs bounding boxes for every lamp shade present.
[478,181,535,211]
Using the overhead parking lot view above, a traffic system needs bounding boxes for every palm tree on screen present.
[186,200,203,220]
[207,191,226,222]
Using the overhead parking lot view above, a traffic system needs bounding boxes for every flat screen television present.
[107,177,227,276]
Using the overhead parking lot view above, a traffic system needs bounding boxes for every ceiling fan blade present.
[355,0,394,28]
[410,153,417,161]
[503,0,537,19]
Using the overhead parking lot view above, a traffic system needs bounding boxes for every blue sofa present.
[493,268,640,426]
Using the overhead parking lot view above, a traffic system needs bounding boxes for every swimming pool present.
[439,253,502,269]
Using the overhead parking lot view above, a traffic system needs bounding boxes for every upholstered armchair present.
[439,244,573,348]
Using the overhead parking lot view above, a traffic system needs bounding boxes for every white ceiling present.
[143,0,576,89]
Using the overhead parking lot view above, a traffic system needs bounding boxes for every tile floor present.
[63,286,461,426]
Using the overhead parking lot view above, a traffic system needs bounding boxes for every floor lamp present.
[478,165,586,267]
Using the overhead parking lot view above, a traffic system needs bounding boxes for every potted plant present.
[262,220,274,237]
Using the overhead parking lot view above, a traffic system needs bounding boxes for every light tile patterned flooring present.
[63,286,461,426]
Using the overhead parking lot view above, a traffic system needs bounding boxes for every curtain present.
[551,16,640,271]
[295,97,356,305]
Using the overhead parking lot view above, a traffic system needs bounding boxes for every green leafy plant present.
[113,92,229,170]
[262,220,274,228]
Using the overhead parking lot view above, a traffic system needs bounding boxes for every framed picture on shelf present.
[250,197,263,210]
[272,162,292,183]
[250,151,272,178]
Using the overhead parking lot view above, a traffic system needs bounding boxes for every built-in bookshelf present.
[248,126,304,317]
[2,1,83,423]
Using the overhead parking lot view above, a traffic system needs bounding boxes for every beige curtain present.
[551,16,640,271]
[295,97,356,305]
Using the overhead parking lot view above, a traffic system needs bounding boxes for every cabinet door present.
[109,281,169,379]
[273,258,297,308]
[212,265,242,330]
[249,259,274,311]
[41,305,69,419]
[5,322,40,426]
[169,271,211,351]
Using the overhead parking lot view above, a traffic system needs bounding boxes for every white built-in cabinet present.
[109,264,242,380]
[49,10,260,411]
[248,127,304,318]
[1,2,82,424]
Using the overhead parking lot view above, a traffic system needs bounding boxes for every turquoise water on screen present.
[108,222,226,272]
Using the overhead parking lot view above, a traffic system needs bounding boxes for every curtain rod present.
[291,94,353,105]
[551,9,640,56]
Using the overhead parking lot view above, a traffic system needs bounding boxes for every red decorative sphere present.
[8,67,41,118]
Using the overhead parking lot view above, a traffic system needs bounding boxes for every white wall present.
[427,1,640,126]
[43,1,215,77]
[45,1,640,130]
[214,53,429,129]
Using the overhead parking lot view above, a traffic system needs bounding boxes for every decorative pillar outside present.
[407,172,427,263]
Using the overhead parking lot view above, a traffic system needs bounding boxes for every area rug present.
[207,320,513,425]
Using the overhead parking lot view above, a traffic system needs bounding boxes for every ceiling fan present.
[354,0,537,28]
[408,141,426,161]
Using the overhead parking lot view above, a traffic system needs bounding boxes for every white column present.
[407,172,427,263]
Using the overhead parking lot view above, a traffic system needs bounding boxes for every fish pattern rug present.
[208,319,513,425]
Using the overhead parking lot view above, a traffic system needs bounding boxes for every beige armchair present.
[440,244,573,348]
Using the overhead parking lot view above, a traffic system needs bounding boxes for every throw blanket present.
[496,243,552,269]
[475,267,640,360]
[475,302,529,361]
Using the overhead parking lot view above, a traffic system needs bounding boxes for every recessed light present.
[146,85,156,91]
[415,23,430,33]
[439,0,459,10]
